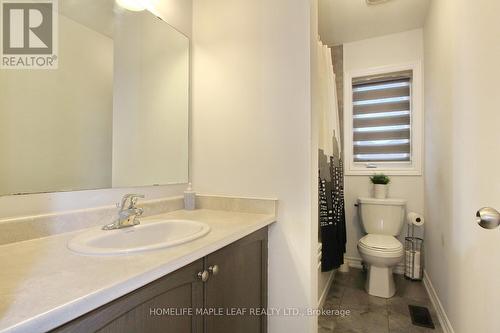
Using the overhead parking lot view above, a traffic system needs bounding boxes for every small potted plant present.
[370,173,390,199]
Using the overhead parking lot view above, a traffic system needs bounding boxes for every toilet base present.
[365,265,396,298]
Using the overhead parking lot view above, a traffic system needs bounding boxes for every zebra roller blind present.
[352,70,412,163]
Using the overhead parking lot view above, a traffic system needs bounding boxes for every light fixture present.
[116,0,147,12]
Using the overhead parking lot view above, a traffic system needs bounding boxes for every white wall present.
[0,15,113,195]
[424,1,500,332]
[342,29,425,262]
[423,0,455,329]
[0,0,192,219]
[191,0,316,331]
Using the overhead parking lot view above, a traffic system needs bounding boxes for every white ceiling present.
[319,0,431,45]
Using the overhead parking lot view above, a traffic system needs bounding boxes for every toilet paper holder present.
[404,236,423,280]
[476,207,500,229]
[404,214,424,280]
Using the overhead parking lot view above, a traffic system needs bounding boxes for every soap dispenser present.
[184,183,196,210]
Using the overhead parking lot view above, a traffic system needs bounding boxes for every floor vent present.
[408,305,435,329]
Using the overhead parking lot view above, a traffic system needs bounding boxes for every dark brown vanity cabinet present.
[52,227,268,333]
[204,228,268,333]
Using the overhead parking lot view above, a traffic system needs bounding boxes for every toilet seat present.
[358,234,403,258]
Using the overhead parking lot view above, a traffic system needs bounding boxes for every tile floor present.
[318,268,443,333]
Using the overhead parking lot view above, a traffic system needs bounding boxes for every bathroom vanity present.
[0,196,277,333]
[52,227,268,333]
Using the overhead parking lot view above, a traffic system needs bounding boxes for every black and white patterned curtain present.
[319,154,346,271]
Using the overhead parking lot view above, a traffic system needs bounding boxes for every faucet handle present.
[119,194,145,209]
[130,194,144,207]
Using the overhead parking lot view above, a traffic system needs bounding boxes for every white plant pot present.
[373,184,388,199]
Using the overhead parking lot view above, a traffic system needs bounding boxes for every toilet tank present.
[358,197,407,236]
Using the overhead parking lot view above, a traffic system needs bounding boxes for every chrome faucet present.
[102,194,145,230]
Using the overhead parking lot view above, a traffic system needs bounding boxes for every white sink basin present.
[68,219,210,255]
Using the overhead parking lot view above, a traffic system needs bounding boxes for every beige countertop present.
[0,209,276,333]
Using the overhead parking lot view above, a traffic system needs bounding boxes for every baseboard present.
[318,270,336,308]
[345,256,364,269]
[423,270,455,333]
[345,256,405,274]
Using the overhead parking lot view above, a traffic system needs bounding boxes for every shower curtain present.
[317,42,346,271]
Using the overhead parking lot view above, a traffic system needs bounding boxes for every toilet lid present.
[359,234,403,252]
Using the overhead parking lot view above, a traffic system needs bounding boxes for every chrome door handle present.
[476,207,500,229]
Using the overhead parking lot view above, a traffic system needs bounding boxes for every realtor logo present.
[1,0,58,69]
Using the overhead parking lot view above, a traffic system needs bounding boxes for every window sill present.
[345,167,422,176]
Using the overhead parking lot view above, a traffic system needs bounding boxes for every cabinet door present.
[204,228,268,333]
[52,260,204,333]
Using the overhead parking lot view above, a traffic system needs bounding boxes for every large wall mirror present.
[0,0,189,196]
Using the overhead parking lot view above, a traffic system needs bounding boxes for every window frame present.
[344,62,423,176]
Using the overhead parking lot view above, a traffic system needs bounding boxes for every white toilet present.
[357,197,406,298]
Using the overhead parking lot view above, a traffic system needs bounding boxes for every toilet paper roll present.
[407,212,425,226]
[405,250,421,265]
[411,265,422,279]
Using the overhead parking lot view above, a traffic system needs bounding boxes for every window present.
[344,63,422,175]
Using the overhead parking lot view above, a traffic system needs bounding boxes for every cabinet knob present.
[197,270,209,282]
[208,265,219,276]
